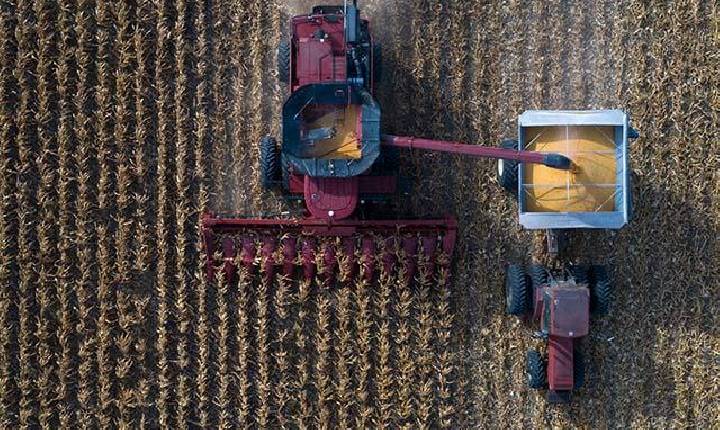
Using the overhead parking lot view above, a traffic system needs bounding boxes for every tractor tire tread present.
[590,265,611,316]
[573,349,585,390]
[529,264,548,290]
[506,264,529,316]
[278,40,291,84]
[571,265,591,285]
[527,350,547,389]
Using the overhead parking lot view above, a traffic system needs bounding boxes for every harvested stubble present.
[203,233,455,429]
[0,0,718,428]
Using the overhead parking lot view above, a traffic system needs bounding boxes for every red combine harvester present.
[200,0,570,281]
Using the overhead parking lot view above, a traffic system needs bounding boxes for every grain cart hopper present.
[501,110,639,403]
[200,1,570,283]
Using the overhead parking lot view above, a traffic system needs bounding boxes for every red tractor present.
[505,263,611,403]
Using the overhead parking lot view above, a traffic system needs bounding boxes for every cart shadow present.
[538,175,718,425]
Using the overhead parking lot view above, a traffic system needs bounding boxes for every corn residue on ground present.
[0,0,718,428]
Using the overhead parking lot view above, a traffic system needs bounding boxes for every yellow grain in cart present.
[522,125,618,213]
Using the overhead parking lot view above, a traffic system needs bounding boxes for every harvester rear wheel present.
[497,138,519,195]
[505,264,529,316]
[277,40,291,84]
[260,136,280,190]
[526,350,547,389]
[590,265,611,316]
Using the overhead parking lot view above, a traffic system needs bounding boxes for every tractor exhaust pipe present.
[381,134,572,170]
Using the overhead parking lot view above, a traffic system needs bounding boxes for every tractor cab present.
[536,281,590,338]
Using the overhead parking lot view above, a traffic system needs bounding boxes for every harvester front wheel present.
[277,40,291,84]
[497,138,519,195]
[260,136,280,190]
[505,264,529,316]
[590,265,611,316]
[526,350,547,389]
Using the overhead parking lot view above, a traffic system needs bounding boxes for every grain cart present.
[501,110,638,403]
[498,110,637,254]
[200,1,570,282]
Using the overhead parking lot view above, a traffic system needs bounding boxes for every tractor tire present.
[526,350,547,389]
[570,265,590,286]
[529,264,548,290]
[505,264,529,316]
[573,349,585,390]
[277,40,291,84]
[260,136,280,190]
[372,43,382,85]
[590,265,611,316]
[497,138,519,195]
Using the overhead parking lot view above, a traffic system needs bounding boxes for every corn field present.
[0,0,718,428]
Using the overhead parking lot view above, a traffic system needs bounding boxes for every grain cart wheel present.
[260,136,280,190]
[573,349,585,390]
[505,264,529,316]
[277,40,291,84]
[570,265,590,286]
[590,265,611,316]
[526,350,547,389]
[497,139,519,195]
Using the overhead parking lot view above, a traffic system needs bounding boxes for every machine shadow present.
[549,174,718,425]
